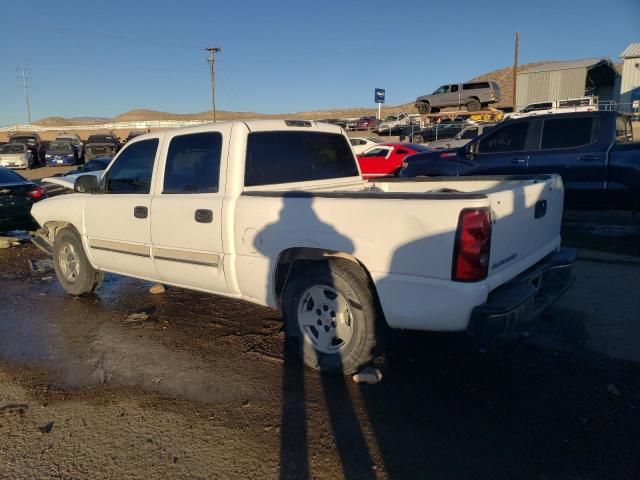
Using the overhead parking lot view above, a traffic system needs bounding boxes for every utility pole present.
[17,64,32,124]
[204,47,222,121]
[512,32,519,111]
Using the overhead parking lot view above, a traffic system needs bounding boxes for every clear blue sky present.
[1,0,638,125]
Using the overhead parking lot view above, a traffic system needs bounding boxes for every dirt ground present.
[0,212,639,479]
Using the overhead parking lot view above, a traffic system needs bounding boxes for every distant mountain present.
[32,60,624,125]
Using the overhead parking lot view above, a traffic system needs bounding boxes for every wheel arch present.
[273,247,384,316]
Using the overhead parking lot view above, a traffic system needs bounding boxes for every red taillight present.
[27,187,47,200]
[452,208,491,281]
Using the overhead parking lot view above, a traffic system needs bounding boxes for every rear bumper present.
[467,248,575,338]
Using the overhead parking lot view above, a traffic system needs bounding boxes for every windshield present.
[10,137,36,145]
[49,142,73,151]
[87,135,116,144]
[383,115,397,122]
[0,144,25,154]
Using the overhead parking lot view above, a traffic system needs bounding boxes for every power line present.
[204,47,222,121]
[17,64,33,124]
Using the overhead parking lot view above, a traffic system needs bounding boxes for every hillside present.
[32,60,624,125]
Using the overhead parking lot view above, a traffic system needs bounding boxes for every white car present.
[349,137,383,155]
[506,97,598,120]
[31,120,574,375]
[0,143,35,169]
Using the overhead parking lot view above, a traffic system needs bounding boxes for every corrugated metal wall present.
[515,68,587,110]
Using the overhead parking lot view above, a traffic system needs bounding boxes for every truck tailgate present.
[486,175,564,290]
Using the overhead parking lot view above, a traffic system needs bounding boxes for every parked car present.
[399,111,640,209]
[0,167,47,231]
[0,143,36,169]
[376,112,418,135]
[124,130,147,144]
[357,142,433,178]
[409,122,466,144]
[84,133,120,160]
[415,81,501,114]
[318,118,347,129]
[355,116,380,130]
[8,132,45,165]
[505,97,598,120]
[54,133,84,160]
[32,120,574,375]
[428,123,496,149]
[349,137,383,155]
[45,141,80,166]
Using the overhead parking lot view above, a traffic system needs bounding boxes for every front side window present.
[478,122,529,153]
[163,132,222,193]
[103,139,158,193]
[451,85,459,93]
[245,131,358,186]
[434,85,449,94]
[541,117,597,150]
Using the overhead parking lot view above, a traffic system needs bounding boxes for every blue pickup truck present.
[399,111,639,209]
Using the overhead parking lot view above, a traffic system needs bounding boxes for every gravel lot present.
[0,212,639,479]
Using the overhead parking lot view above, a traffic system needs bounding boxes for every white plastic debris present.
[124,312,150,323]
[352,366,382,385]
[149,283,166,294]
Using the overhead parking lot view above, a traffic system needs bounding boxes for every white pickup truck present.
[31,120,574,374]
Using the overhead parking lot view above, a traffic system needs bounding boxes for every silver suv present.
[415,81,501,114]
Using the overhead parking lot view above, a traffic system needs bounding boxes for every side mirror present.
[74,175,99,194]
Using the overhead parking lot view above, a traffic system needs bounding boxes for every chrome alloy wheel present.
[297,285,354,354]
[58,242,80,282]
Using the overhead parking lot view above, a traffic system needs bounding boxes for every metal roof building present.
[619,43,640,112]
[515,58,620,111]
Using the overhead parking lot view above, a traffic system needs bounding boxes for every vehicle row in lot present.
[399,111,640,209]
[31,119,574,375]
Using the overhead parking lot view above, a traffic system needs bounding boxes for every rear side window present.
[463,82,490,90]
[541,117,597,150]
[362,147,390,157]
[478,122,529,153]
[103,139,158,193]
[245,132,358,186]
[163,132,222,193]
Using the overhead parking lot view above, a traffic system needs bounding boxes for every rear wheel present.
[413,134,424,143]
[417,102,431,114]
[466,99,481,112]
[53,228,104,296]
[282,259,387,375]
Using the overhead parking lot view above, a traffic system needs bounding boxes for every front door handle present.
[134,206,148,219]
[510,157,527,165]
[194,209,213,223]
[579,155,600,162]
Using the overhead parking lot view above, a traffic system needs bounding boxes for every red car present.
[355,116,380,130]
[356,143,433,179]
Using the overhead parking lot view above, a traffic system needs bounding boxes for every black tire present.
[417,102,431,114]
[413,134,424,143]
[282,259,387,375]
[466,98,481,112]
[53,227,104,296]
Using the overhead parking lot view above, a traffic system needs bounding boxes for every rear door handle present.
[578,155,600,161]
[194,209,213,223]
[134,206,148,219]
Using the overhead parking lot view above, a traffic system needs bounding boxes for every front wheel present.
[282,259,387,375]
[417,103,431,114]
[53,228,104,296]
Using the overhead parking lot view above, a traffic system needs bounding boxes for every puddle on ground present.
[0,274,258,404]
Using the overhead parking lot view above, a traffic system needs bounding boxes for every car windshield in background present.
[245,131,358,186]
[10,137,36,145]
[384,116,397,121]
[0,144,25,154]
[87,135,116,144]
[49,142,73,151]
